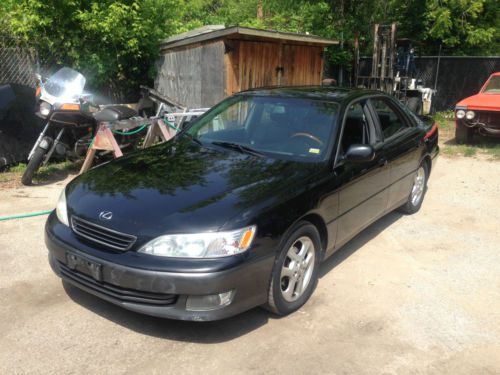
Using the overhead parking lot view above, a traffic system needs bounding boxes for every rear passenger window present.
[371,99,407,139]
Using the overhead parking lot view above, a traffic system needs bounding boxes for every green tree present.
[3,0,183,98]
[424,0,499,54]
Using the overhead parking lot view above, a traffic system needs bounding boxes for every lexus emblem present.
[99,211,113,220]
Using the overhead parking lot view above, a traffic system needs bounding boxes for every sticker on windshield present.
[309,148,320,154]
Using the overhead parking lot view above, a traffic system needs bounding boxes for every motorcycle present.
[22,67,138,185]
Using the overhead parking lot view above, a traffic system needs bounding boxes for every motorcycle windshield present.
[44,67,86,100]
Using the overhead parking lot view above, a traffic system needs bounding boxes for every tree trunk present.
[257,0,263,20]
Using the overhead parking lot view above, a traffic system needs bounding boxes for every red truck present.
[455,72,500,144]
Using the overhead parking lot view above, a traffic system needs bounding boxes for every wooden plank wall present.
[281,45,324,86]
[238,41,280,90]
[156,39,325,107]
[201,41,225,107]
[155,41,225,108]
[225,41,324,94]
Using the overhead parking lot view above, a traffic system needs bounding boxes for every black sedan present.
[45,87,439,321]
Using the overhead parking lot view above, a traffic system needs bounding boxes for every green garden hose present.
[112,124,147,135]
[0,210,52,221]
[164,120,179,131]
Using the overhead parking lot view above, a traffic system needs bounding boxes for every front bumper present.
[45,216,274,321]
[456,111,500,136]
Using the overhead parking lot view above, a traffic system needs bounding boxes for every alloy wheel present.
[411,166,426,206]
[280,236,315,302]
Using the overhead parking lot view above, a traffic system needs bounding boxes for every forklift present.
[354,23,435,115]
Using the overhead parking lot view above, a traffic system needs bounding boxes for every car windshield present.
[483,76,500,93]
[185,95,338,161]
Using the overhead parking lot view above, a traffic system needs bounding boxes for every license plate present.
[66,252,102,282]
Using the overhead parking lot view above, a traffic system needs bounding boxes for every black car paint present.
[45,87,439,320]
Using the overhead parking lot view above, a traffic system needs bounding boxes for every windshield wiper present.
[211,141,264,157]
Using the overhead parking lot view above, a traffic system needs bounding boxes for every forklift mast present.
[354,23,434,115]
[355,23,397,93]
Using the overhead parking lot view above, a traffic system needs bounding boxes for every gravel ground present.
[0,155,499,374]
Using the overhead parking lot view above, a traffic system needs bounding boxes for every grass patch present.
[433,111,455,132]
[1,160,81,185]
[442,145,477,157]
[442,140,500,159]
[476,143,500,159]
[9,163,27,173]
[35,160,80,180]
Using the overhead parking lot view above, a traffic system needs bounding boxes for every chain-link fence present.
[0,35,43,167]
[0,35,38,87]
[358,56,500,111]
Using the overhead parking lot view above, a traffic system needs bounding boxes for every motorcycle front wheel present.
[21,137,52,185]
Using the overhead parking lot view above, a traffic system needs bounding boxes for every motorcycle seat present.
[93,105,137,123]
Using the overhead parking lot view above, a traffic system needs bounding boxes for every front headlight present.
[465,110,475,120]
[456,109,465,119]
[139,226,256,258]
[56,188,69,226]
[39,101,52,117]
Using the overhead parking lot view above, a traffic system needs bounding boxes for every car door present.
[333,99,390,249]
[368,97,422,210]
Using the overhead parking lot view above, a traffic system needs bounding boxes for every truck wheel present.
[264,222,321,316]
[407,97,422,115]
[455,123,473,144]
[21,137,51,185]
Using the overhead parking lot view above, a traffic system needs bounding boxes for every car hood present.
[456,92,500,111]
[66,139,322,239]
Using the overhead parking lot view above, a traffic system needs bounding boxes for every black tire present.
[398,161,428,215]
[21,139,50,185]
[455,123,474,144]
[406,97,422,115]
[264,221,321,316]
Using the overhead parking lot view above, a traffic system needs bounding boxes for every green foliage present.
[3,0,183,97]
[2,0,498,97]
[424,0,499,54]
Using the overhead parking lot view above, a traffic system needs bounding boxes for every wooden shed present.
[155,25,337,108]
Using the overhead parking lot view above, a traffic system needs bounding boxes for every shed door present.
[238,41,280,90]
[281,45,323,86]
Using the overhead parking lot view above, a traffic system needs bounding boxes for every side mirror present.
[344,144,375,163]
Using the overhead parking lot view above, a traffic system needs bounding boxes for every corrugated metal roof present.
[160,26,338,50]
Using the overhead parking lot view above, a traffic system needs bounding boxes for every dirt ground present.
[1,155,499,374]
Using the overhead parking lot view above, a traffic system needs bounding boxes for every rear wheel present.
[398,162,428,215]
[455,123,473,144]
[21,137,51,185]
[265,222,321,316]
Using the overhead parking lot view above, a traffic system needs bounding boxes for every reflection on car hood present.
[66,139,321,237]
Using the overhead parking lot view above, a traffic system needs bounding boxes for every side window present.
[340,102,370,154]
[371,99,408,139]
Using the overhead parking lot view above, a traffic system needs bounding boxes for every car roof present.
[236,86,388,103]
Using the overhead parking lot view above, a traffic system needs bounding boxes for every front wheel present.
[264,222,321,316]
[398,162,428,214]
[21,137,51,185]
[455,123,474,144]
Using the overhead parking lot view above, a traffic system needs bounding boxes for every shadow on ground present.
[63,211,404,343]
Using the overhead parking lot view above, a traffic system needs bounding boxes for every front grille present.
[59,262,178,306]
[71,216,136,251]
[476,111,500,128]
